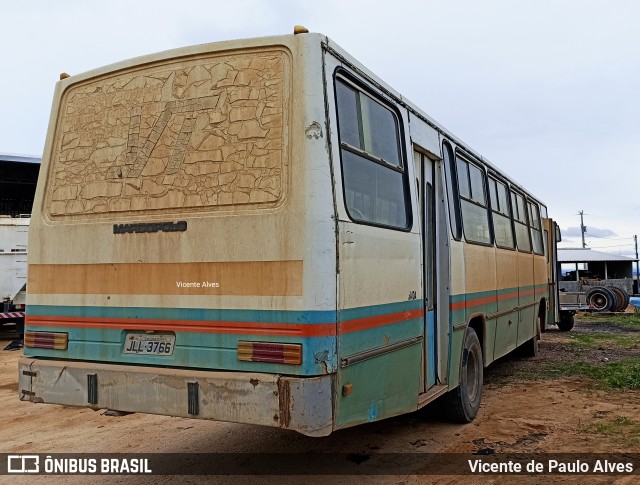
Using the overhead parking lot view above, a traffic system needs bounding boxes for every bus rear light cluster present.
[237,341,302,365]
[24,331,68,350]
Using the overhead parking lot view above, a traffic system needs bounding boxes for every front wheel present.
[444,327,483,423]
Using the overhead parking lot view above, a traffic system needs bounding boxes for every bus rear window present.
[46,49,289,218]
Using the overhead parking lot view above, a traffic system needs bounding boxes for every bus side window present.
[335,78,410,230]
[456,156,491,245]
[528,200,544,255]
[488,176,515,249]
[442,141,462,240]
[512,191,532,252]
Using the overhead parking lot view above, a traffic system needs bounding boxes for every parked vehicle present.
[0,216,28,332]
[20,29,568,436]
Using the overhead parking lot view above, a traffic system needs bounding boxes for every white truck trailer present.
[0,216,28,325]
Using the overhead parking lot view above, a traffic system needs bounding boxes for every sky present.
[1,0,639,258]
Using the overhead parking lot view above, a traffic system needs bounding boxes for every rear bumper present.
[18,358,334,437]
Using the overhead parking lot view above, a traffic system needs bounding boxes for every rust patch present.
[305,121,323,139]
[278,379,291,428]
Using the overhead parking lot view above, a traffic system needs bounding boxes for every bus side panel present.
[335,344,421,427]
[544,218,560,327]
[494,248,519,360]
[534,254,548,315]
[447,240,466,389]
[334,221,422,429]
[463,244,497,366]
[517,251,536,346]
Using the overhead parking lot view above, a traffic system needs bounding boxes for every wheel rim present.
[590,293,609,310]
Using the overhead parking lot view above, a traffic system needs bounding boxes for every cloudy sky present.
[2,0,639,258]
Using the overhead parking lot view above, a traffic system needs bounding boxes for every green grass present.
[567,332,638,349]
[580,416,640,446]
[499,358,640,390]
[576,312,640,329]
[539,359,640,389]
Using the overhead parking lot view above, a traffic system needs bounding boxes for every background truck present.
[0,216,28,332]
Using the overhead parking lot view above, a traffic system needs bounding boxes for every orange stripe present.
[450,287,545,311]
[28,309,425,337]
[26,315,336,337]
[338,309,424,335]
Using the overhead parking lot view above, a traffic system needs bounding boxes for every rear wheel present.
[521,315,540,357]
[558,311,574,331]
[443,327,483,423]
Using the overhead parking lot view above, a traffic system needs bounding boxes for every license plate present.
[124,333,175,355]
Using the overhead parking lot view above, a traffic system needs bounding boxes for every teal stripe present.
[27,305,337,324]
[24,326,336,376]
[339,300,422,321]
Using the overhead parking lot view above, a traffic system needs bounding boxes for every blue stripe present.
[28,300,422,324]
[27,305,337,324]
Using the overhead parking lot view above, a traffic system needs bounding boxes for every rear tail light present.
[24,331,68,350]
[237,341,302,365]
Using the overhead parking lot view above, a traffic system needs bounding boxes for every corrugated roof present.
[0,152,41,164]
[558,248,637,263]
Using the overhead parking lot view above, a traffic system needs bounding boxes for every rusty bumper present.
[19,358,334,437]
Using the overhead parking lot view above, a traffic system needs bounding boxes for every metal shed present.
[558,248,638,295]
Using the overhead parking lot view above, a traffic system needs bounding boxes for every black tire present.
[520,314,540,357]
[443,327,483,423]
[558,312,574,331]
[617,287,630,310]
[609,287,627,313]
[586,287,615,312]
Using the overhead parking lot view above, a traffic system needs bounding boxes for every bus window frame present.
[333,68,413,232]
[510,188,533,253]
[454,150,494,248]
[527,198,545,256]
[487,172,516,251]
[442,140,462,241]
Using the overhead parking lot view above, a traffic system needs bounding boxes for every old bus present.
[20,28,557,436]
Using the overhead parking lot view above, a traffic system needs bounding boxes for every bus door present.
[414,149,437,391]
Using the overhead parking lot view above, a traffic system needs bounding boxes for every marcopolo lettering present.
[113,221,187,234]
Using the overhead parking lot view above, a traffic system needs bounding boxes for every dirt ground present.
[1,317,639,484]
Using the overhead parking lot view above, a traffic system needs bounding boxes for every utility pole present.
[579,210,587,248]
[635,235,639,295]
